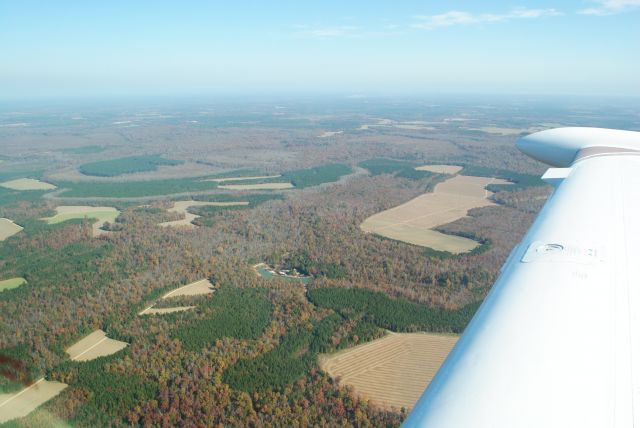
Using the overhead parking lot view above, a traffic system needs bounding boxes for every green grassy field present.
[79,155,183,177]
[0,277,27,292]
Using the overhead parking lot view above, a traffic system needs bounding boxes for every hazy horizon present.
[2,0,639,100]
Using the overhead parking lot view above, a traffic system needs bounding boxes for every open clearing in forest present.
[0,378,68,424]
[66,329,128,361]
[0,277,27,292]
[158,200,248,228]
[162,279,215,298]
[360,173,511,253]
[319,332,458,411]
[467,126,546,136]
[414,165,462,175]
[203,175,282,183]
[0,178,57,191]
[138,279,213,315]
[218,182,294,190]
[42,206,120,237]
[139,306,196,315]
[318,131,343,138]
[0,218,23,241]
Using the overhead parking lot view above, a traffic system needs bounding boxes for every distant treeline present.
[359,158,437,181]
[79,155,183,177]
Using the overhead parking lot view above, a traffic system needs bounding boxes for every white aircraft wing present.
[403,127,640,428]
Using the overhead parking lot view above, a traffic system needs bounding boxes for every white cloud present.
[413,8,562,29]
[579,0,640,15]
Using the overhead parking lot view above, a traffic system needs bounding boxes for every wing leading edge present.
[403,127,640,428]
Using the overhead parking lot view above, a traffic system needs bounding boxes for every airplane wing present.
[403,127,640,427]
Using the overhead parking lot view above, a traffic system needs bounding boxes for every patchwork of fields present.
[320,333,458,410]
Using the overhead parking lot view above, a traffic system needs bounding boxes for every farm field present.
[0,218,23,241]
[162,278,215,298]
[66,329,128,361]
[360,172,511,253]
[0,277,27,292]
[319,332,458,411]
[0,178,57,191]
[0,378,68,424]
[204,175,281,183]
[158,200,248,228]
[219,182,294,190]
[42,206,120,237]
[414,165,462,175]
[139,305,195,315]
[318,131,343,138]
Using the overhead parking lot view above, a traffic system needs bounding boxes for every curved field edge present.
[51,163,352,198]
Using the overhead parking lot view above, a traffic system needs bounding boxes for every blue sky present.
[1,0,639,99]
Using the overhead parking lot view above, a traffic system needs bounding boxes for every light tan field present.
[318,131,343,138]
[203,175,281,183]
[320,333,458,411]
[138,306,196,315]
[66,329,128,361]
[361,174,511,253]
[162,278,215,298]
[0,178,57,191]
[0,218,23,241]
[0,378,68,424]
[42,206,120,237]
[414,165,463,174]
[218,182,294,190]
[468,126,546,136]
[158,200,248,228]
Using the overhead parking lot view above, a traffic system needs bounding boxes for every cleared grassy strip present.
[414,165,462,174]
[0,378,68,424]
[0,178,57,191]
[319,332,457,410]
[79,155,183,177]
[158,201,249,228]
[0,277,26,292]
[219,182,294,190]
[162,278,215,298]
[42,206,120,237]
[203,175,282,183]
[139,306,195,315]
[55,177,220,198]
[0,218,23,241]
[66,330,128,362]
